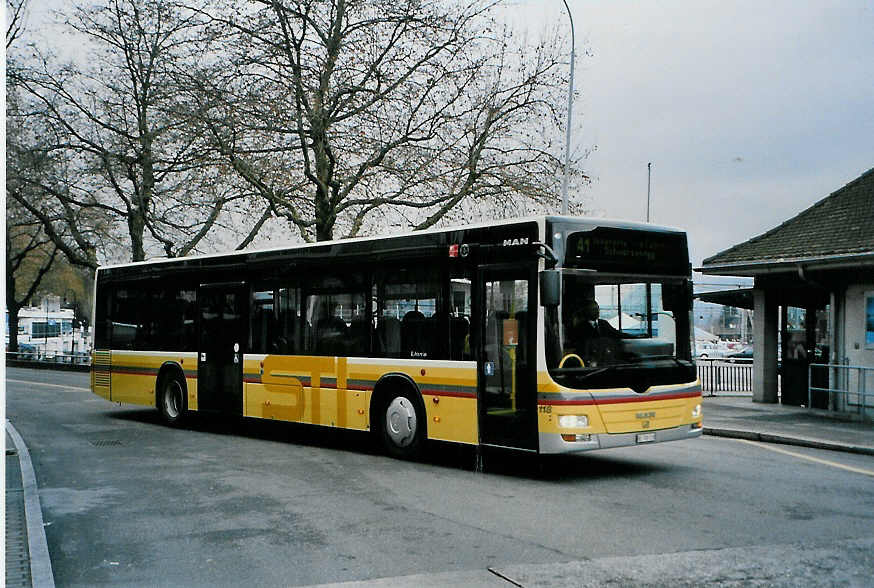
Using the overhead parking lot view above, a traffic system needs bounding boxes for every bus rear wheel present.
[158,376,186,426]
[380,390,425,459]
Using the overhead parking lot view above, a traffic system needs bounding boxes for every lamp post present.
[63,290,77,359]
[646,162,652,222]
[561,0,575,216]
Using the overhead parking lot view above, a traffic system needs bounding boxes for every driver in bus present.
[565,299,628,367]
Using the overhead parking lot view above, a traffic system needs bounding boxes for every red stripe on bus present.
[593,391,701,405]
[421,389,476,399]
[540,390,700,406]
[112,369,157,377]
[538,398,598,406]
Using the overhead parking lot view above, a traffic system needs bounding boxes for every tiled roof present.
[702,167,874,267]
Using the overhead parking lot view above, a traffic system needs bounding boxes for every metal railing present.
[6,351,92,366]
[697,358,753,396]
[809,363,873,420]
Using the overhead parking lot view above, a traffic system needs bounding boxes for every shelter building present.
[698,167,874,417]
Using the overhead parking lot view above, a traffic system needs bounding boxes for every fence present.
[809,363,873,421]
[697,358,753,396]
[6,351,91,367]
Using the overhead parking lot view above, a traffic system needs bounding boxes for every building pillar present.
[753,287,778,403]
[829,289,846,411]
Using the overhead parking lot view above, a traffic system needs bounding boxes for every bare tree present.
[6,0,28,48]
[5,202,58,353]
[6,22,61,351]
[193,0,589,242]
[15,0,264,264]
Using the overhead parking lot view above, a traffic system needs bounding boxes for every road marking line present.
[6,378,90,393]
[736,439,874,477]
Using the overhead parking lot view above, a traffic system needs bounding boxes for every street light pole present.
[561,0,575,216]
[646,162,652,222]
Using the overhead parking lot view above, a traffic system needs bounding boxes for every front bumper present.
[538,422,703,454]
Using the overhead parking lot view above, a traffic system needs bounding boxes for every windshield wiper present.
[554,366,613,380]
[643,355,693,368]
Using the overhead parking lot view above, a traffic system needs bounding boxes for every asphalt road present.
[6,367,874,587]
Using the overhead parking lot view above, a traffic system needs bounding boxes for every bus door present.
[197,282,246,415]
[478,266,538,451]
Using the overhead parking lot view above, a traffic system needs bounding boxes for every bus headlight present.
[558,415,589,429]
[691,404,702,419]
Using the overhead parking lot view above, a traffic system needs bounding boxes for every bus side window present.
[151,285,196,352]
[110,287,142,350]
[94,284,111,349]
[449,270,473,361]
[178,289,197,352]
[277,287,301,354]
[304,272,369,357]
[251,288,275,354]
[376,265,442,359]
[252,286,301,355]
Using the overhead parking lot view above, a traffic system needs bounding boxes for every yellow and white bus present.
[91,216,702,457]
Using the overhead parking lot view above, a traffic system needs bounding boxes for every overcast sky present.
[510,0,874,266]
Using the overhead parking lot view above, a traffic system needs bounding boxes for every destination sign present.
[564,227,688,274]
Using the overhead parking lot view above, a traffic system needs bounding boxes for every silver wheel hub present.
[385,397,417,447]
[164,382,182,419]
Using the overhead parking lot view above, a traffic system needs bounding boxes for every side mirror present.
[663,280,692,312]
[539,270,561,307]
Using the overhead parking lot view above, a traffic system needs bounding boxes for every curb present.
[703,427,874,457]
[6,420,56,588]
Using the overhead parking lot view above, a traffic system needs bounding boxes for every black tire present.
[379,388,426,459]
[158,375,187,426]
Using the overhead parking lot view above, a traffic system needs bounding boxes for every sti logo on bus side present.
[502,238,529,246]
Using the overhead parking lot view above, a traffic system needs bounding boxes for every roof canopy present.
[696,288,755,310]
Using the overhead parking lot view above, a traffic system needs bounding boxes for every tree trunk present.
[128,208,147,262]
[7,305,21,354]
[315,184,335,241]
[6,268,20,353]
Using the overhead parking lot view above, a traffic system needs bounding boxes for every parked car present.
[725,347,753,362]
[697,342,726,359]
[11,343,37,359]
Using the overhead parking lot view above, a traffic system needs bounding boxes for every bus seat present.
[378,316,402,356]
[450,316,470,360]
[402,310,428,358]
[316,316,347,355]
[348,316,370,356]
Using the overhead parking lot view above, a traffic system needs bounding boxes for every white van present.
[696,342,724,359]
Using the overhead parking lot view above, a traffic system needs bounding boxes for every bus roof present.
[96,215,685,272]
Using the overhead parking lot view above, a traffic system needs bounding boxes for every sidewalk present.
[703,395,874,456]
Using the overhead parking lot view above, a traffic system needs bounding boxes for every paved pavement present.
[702,395,874,456]
[5,395,873,588]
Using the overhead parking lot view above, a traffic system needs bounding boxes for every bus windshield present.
[546,272,694,387]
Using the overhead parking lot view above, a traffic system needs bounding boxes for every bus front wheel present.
[380,390,425,459]
[158,376,186,426]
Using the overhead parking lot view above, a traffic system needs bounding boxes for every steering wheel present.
[559,353,585,368]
